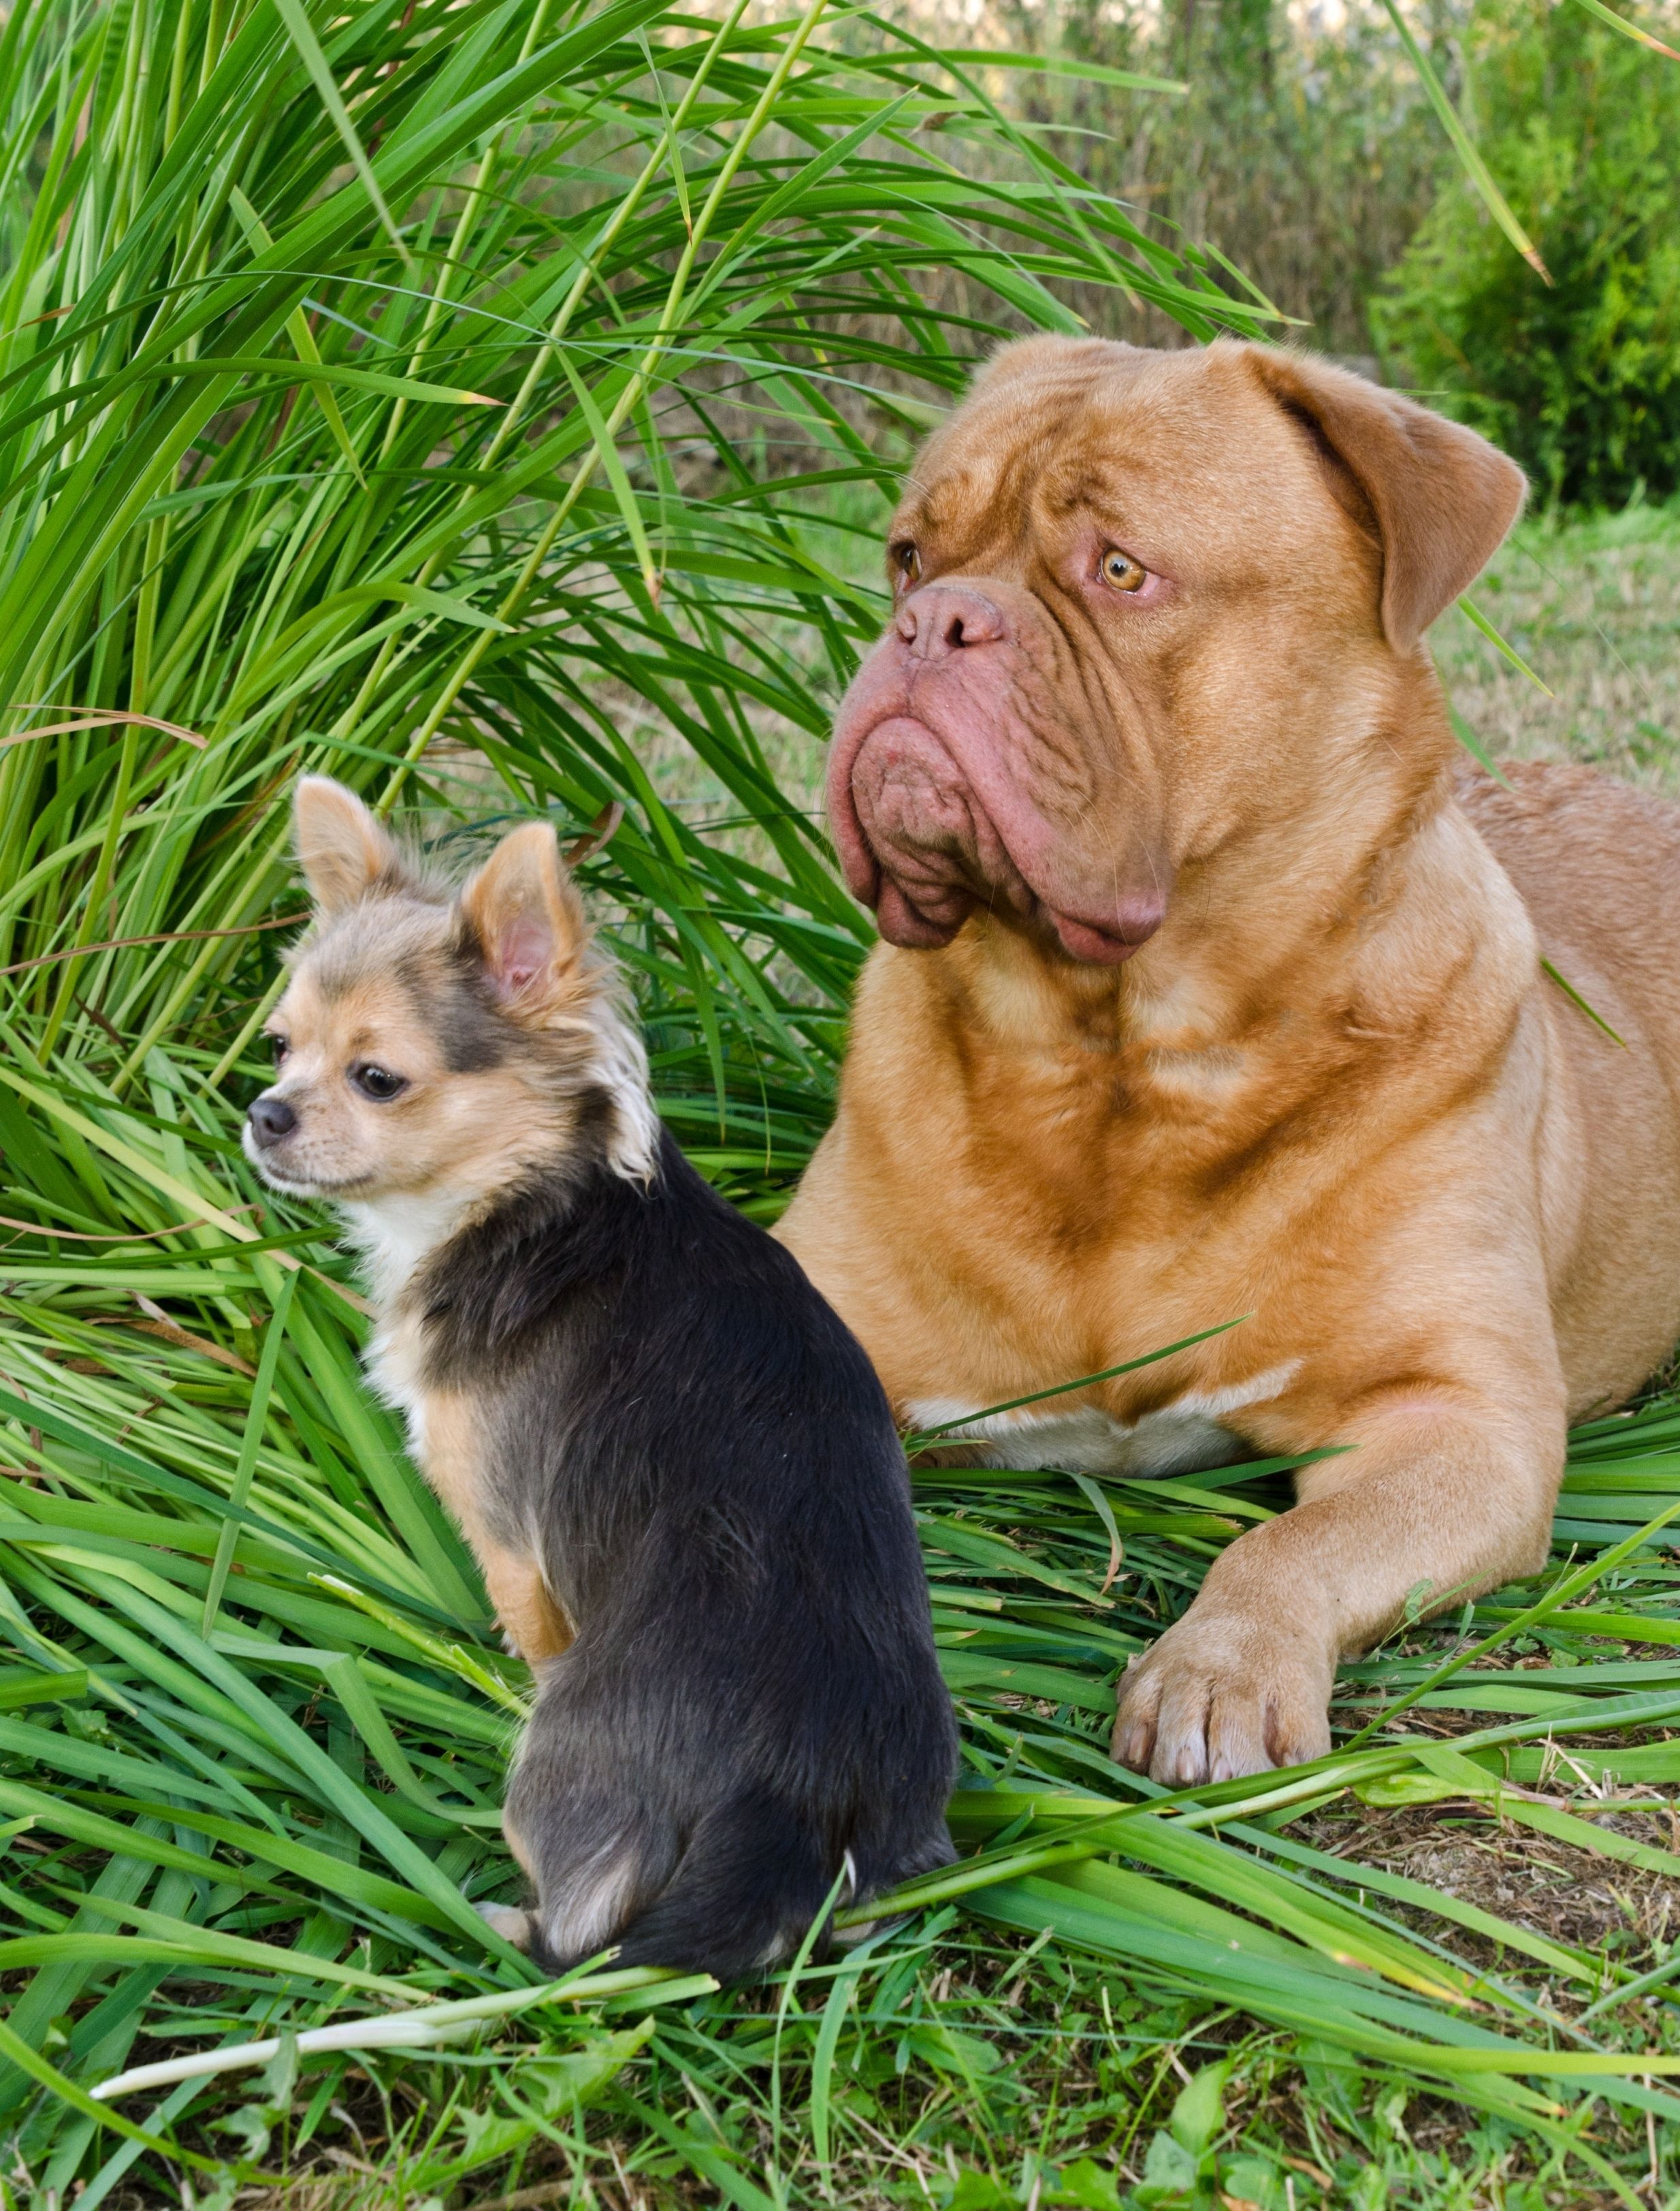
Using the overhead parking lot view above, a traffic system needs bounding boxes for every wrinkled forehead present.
[896,343,1312,559]
[276,901,507,1073]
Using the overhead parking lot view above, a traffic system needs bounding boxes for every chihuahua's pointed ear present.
[459,821,588,1016]
[1244,346,1526,651]
[294,777,405,915]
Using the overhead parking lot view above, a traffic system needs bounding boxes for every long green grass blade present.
[264,0,413,263]
[1378,0,1550,280]
[1565,0,1680,58]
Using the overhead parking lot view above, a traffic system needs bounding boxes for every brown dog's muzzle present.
[828,580,1168,965]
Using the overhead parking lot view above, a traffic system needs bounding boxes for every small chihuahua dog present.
[244,777,956,1977]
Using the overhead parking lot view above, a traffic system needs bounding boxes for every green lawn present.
[1436,498,1680,795]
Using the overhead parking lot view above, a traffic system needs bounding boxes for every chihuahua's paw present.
[476,1900,534,1949]
[1110,1604,1331,1786]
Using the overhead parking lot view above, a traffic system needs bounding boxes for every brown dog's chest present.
[945,1015,1355,1272]
[782,907,1517,1465]
[804,1045,1344,1461]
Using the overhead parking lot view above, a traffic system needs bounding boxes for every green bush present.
[1374,0,1680,509]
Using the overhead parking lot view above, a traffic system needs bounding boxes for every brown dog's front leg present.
[1111,1395,1562,1785]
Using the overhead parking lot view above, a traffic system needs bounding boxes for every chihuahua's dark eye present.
[351,1063,406,1102]
[270,1034,289,1065]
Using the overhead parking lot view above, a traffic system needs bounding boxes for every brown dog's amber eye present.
[1101,549,1148,594]
[894,543,921,588]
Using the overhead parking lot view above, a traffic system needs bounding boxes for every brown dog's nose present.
[895,583,1008,658]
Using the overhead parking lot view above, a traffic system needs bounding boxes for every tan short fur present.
[776,337,1680,1785]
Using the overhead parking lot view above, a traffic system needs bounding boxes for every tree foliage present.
[1376,0,1680,506]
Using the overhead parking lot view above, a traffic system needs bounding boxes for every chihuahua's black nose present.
[248,1095,297,1146]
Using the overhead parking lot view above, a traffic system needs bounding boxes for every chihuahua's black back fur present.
[419,1123,957,1980]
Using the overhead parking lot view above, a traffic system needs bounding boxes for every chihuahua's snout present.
[248,1093,297,1147]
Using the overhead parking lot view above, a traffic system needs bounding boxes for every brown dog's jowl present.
[778,334,1680,1786]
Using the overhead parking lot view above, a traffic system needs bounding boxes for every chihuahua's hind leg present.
[478,1542,574,1664]
[496,1777,662,1969]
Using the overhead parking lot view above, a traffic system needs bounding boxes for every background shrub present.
[999,0,1459,354]
[1374,0,1680,506]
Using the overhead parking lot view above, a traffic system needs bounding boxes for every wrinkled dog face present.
[244,779,638,1207]
[828,336,1524,965]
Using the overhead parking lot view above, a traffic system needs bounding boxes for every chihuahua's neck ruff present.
[334,986,657,1312]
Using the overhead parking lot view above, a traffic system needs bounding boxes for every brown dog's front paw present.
[1110,1611,1332,1786]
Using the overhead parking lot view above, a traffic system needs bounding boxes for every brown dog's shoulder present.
[1455,756,1680,1014]
[1457,752,1680,840]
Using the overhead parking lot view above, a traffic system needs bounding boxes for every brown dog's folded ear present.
[459,820,589,1017]
[294,776,407,915]
[1244,347,1526,651]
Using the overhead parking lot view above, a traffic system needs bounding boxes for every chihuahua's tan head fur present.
[244,779,655,1266]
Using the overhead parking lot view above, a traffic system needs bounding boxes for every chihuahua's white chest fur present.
[342,1190,473,1307]
[340,1193,473,1459]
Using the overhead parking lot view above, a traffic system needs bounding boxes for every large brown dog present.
[775,335,1680,1786]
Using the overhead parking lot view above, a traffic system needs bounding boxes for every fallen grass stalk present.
[90,1968,717,2101]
